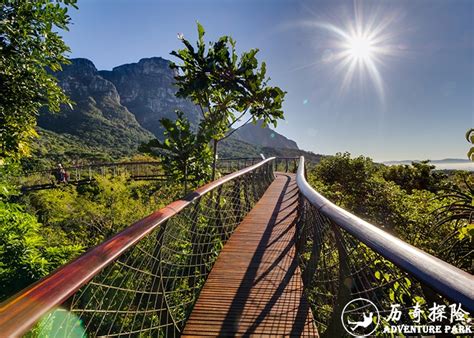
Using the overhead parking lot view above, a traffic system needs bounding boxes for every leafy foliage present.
[0,0,77,159]
[170,22,286,178]
[140,111,213,192]
[383,160,448,193]
[309,152,473,272]
[433,173,474,271]
[20,128,115,171]
[23,174,181,247]
[0,161,82,301]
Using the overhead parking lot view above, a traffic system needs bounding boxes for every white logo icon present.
[341,298,380,336]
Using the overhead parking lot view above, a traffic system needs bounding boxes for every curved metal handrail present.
[0,157,275,337]
[296,156,474,311]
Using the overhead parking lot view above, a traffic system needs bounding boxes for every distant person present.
[56,163,68,183]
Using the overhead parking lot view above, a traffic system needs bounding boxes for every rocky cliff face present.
[39,57,300,157]
[39,58,153,153]
[232,120,299,150]
[99,57,201,138]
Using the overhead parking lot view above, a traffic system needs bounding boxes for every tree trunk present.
[211,139,218,181]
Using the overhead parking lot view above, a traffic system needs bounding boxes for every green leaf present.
[197,21,205,40]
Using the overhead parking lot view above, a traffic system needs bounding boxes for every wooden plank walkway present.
[182,173,318,337]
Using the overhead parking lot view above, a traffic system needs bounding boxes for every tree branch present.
[219,116,252,142]
[198,103,206,119]
[227,108,249,129]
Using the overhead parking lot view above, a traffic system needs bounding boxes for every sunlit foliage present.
[171,22,286,178]
[0,0,77,159]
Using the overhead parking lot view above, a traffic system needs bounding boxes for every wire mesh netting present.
[28,161,275,337]
[295,196,470,337]
[216,158,262,174]
[216,158,299,176]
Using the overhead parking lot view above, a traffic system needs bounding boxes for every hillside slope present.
[38,59,153,153]
[231,120,298,150]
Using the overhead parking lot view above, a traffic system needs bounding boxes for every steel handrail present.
[296,156,474,311]
[0,157,275,337]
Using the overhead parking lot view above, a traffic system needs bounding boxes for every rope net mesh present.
[295,195,461,337]
[29,162,275,337]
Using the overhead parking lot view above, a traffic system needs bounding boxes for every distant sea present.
[383,159,474,172]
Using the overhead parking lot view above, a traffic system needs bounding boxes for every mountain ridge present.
[38,57,302,159]
[231,120,298,150]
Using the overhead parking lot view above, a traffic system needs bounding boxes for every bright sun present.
[307,6,401,103]
[313,19,399,102]
[347,35,374,61]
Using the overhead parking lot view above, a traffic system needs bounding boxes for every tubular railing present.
[0,158,275,337]
[295,156,473,337]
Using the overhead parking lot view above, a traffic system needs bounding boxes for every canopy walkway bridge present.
[19,157,296,192]
[1,157,472,337]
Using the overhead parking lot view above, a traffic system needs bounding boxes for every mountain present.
[99,57,201,138]
[219,138,323,164]
[37,57,305,161]
[38,58,154,154]
[231,120,299,150]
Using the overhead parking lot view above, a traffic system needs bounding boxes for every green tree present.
[383,160,447,193]
[0,0,77,160]
[0,0,82,302]
[170,23,286,179]
[433,173,474,272]
[140,111,212,193]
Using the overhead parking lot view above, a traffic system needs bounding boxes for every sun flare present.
[305,8,401,102]
[346,35,374,61]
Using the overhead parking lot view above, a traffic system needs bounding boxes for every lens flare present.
[293,4,402,102]
[347,35,374,61]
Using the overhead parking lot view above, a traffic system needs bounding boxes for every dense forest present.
[308,153,473,273]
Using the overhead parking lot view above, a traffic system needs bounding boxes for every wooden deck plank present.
[182,173,318,337]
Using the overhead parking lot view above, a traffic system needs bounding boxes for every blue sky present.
[63,0,473,161]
